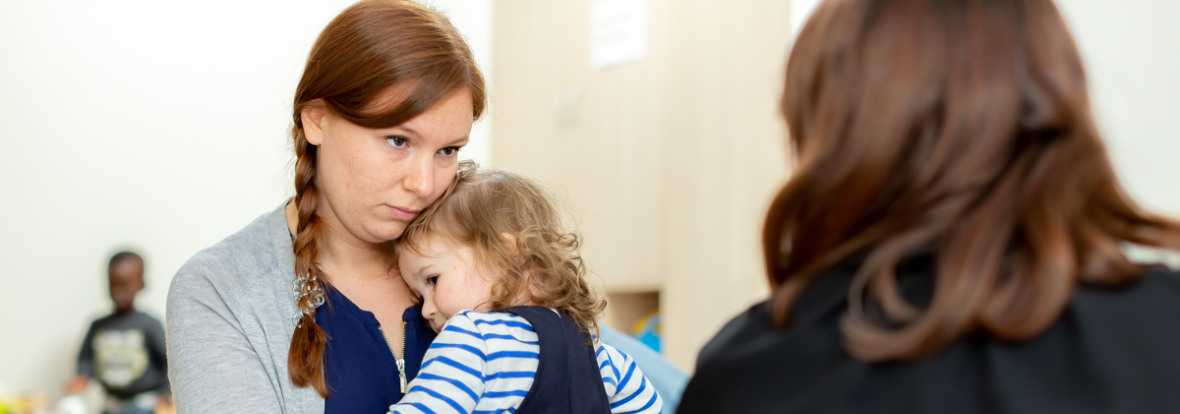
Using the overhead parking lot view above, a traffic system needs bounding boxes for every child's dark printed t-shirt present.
[77,310,170,400]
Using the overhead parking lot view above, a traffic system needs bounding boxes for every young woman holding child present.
[167,1,677,412]
[167,1,486,412]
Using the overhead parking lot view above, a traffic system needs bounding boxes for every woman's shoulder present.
[1067,264,1180,343]
[169,203,293,310]
[173,203,292,288]
[694,301,776,366]
[1075,264,1180,305]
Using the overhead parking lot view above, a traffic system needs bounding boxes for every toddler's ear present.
[498,232,538,305]
[499,232,521,259]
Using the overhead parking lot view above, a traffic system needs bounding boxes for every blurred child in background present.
[68,251,169,414]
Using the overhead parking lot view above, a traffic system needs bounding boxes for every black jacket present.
[678,252,1180,414]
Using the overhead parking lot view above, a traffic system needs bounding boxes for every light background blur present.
[1,0,1177,402]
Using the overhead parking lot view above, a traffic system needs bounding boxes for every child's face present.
[108,259,144,313]
[398,233,496,333]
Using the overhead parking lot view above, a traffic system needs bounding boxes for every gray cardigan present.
[166,204,322,413]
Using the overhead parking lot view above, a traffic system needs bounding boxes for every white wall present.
[790,0,821,37]
[1056,0,1180,215]
[0,0,491,400]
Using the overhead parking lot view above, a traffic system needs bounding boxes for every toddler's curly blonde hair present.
[397,166,606,337]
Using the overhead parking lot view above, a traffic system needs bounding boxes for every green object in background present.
[0,389,13,414]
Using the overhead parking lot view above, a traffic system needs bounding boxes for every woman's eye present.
[438,146,460,157]
[386,136,408,148]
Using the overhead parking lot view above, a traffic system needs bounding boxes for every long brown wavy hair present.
[397,169,607,338]
[764,0,1180,361]
[288,0,486,397]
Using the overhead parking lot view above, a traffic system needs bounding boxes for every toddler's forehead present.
[398,232,466,258]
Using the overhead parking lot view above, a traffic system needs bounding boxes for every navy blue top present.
[318,287,436,414]
[504,306,612,414]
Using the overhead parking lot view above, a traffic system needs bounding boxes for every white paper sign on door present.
[590,0,649,70]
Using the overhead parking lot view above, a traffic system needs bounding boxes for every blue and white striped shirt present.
[388,310,664,414]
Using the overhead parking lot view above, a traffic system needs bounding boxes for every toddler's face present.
[398,233,496,332]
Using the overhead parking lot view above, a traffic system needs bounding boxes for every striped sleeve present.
[597,342,664,414]
[389,311,540,414]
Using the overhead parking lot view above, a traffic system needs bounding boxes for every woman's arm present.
[166,266,286,413]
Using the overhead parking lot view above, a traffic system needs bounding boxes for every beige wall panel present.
[492,0,667,292]
[493,0,790,371]
[657,1,791,369]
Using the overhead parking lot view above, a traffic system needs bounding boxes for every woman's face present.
[303,88,475,245]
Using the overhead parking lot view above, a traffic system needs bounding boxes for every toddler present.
[387,167,663,414]
[69,251,169,414]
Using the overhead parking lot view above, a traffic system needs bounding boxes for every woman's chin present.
[368,222,410,243]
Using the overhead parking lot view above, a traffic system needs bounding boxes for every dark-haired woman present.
[679,0,1180,413]
[165,1,486,412]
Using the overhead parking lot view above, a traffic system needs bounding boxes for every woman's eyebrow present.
[387,125,468,147]
[396,125,421,137]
